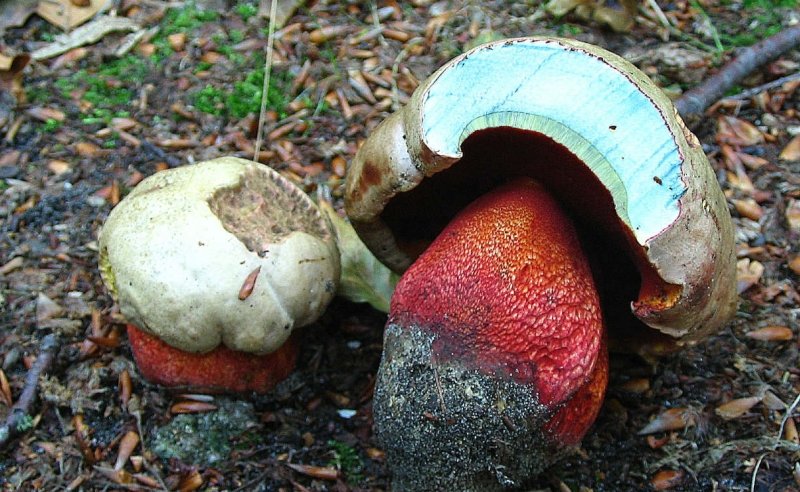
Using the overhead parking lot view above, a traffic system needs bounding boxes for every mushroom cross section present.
[345,37,737,491]
[346,37,736,344]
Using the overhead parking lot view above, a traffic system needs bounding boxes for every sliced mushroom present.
[345,37,736,490]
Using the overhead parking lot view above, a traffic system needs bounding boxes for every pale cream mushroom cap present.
[99,157,339,354]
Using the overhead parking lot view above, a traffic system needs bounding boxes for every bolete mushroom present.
[99,157,339,393]
[345,37,737,490]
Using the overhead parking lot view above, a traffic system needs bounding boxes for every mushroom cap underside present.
[344,36,737,345]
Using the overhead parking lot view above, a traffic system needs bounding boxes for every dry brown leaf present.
[651,469,685,490]
[114,431,140,471]
[620,378,650,394]
[178,470,203,492]
[784,416,799,443]
[736,258,764,294]
[715,396,761,419]
[746,326,793,342]
[26,106,65,122]
[717,115,764,146]
[732,198,763,220]
[238,266,261,300]
[75,141,102,157]
[762,391,786,411]
[170,401,217,414]
[37,0,108,30]
[639,408,695,434]
[118,369,132,408]
[779,135,800,161]
[0,369,12,406]
[309,25,349,44]
[93,466,134,485]
[738,152,769,170]
[286,463,340,481]
[786,199,800,233]
[168,33,186,52]
[48,160,71,175]
[789,256,800,276]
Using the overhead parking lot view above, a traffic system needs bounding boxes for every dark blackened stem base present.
[374,323,561,492]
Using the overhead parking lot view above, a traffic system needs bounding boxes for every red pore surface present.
[127,324,298,394]
[390,178,607,440]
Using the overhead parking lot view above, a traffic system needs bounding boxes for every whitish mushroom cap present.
[100,157,339,354]
[345,37,737,344]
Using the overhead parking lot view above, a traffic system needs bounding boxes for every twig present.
[720,71,800,101]
[675,24,800,124]
[254,0,278,163]
[0,334,60,450]
[750,453,766,492]
[778,393,800,441]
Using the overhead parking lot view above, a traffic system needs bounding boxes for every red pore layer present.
[390,178,607,441]
[127,324,298,394]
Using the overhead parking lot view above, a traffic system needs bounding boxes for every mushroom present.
[99,157,339,393]
[345,38,737,490]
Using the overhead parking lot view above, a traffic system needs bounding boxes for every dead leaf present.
[32,16,140,60]
[780,135,800,161]
[746,326,793,342]
[732,198,763,220]
[717,115,764,146]
[37,0,109,31]
[259,0,306,28]
[170,401,218,414]
[309,25,349,44]
[789,256,800,276]
[620,378,650,394]
[114,431,139,471]
[26,107,66,122]
[238,266,261,300]
[48,160,71,175]
[786,199,800,233]
[715,396,761,419]
[286,463,340,481]
[36,293,65,323]
[736,258,764,294]
[783,414,799,443]
[639,408,696,434]
[651,469,685,490]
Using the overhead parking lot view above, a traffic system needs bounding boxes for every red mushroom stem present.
[127,324,298,394]
[388,178,607,445]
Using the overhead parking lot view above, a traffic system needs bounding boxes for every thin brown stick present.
[675,24,800,124]
[0,334,59,450]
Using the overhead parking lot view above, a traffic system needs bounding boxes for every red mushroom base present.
[127,324,298,394]
[374,179,608,490]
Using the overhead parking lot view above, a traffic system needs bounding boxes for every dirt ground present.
[1,0,799,490]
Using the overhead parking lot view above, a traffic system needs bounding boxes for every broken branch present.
[675,24,800,124]
[0,334,60,450]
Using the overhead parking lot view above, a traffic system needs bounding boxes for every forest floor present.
[1,0,799,490]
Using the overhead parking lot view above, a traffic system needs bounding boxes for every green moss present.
[43,118,61,132]
[718,0,797,48]
[194,85,226,116]
[193,68,291,118]
[328,440,364,485]
[234,2,258,20]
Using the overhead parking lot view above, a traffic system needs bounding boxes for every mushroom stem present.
[127,324,298,394]
[375,178,607,490]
